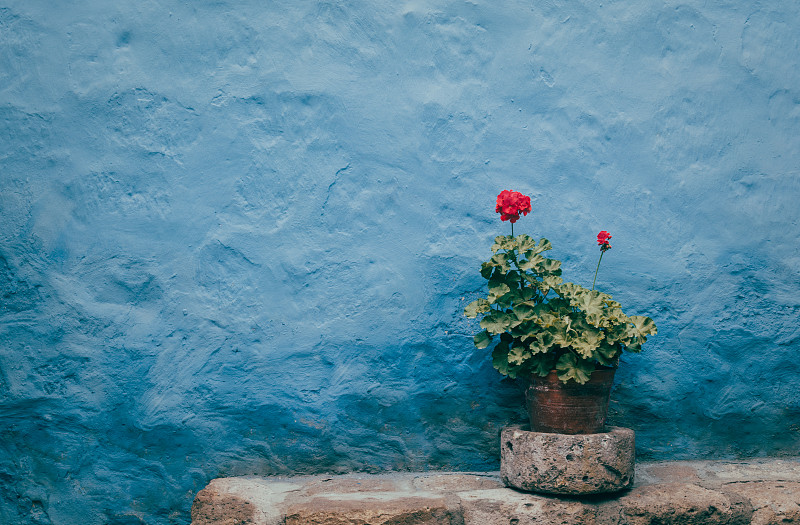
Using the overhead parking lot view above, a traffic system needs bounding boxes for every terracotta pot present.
[524,368,616,434]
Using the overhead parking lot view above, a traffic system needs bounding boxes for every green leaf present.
[584,312,604,328]
[630,316,658,337]
[480,262,494,279]
[488,252,512,273]
[491,235,515,253]
[515,234,538,253]
[540,274,563,292]
[508,346,531,366]
[625,340,643,353]
[556,353,595,384]
[529,353,556,377]
[480,311,513,335]
[464,298,491,318]
[536,311,560,328]
[473,330,492,349]
[496,288,524,309]
[512,302,537,321]
[537,258,562,274]
[557,282,584,300]
[492,343,511,376]
[517,254,544,272]
[533,237,553,254]
[595,342,620,366]
[622,316,657,349]
[570,289,606,317]
[488,280,511,299]
[571,319,603,357]
[548,317,575,348]
[529,331,555,354]
[519,286,536,301]
[605,322,633,345]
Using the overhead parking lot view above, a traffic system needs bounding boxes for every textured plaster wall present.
[1,1,799,523]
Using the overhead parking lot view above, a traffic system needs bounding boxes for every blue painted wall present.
[2,1,799,523]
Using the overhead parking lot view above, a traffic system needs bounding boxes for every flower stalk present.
[592,231,612,291]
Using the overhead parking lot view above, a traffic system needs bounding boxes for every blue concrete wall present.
[2,1,799,523]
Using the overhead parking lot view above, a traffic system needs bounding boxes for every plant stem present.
[511,222,514,237]
[592,250,604,291]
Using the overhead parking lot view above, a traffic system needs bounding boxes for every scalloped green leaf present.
[514,234,537,253]
[508,346,531,366]
[529,353,556,377]
[480,262,494,279]
[534,237,553,254]
[464,298,491,318]
[488,280,511,298]
[491,235,515,253]
[625,340,643,353]
[536,258,562,274]
[473,330,492,349]
[570,289,606,316]
[548,318,576,348]
[496,288,526,310]
[529,331,555,354]
[604,322,632,345]
[491,343,510,376]
[517,254,544,272]
[519,286,536,301]
[480,311,513,334]
[512,302,537,321]
[556,353,595,384]
[489,252,512,273]
[630,316,658,337]
[540,274,563,292]
[595,342,620,365]
[572,330,603,358]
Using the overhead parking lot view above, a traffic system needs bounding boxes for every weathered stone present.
[723,481,800,525]
[458,488,597,525]
[412,473,504,492]
[190,460,800,524]
[191,477,302,525]
[299,476,410,496]
[634,462,702,486]
[500,425,635,495]
[602,482,745,525]
[284,493,456,524]
[191,490,257,525]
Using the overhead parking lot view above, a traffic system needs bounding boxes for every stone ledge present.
[191,458,800,524]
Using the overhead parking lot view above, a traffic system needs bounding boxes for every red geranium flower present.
[597,230,612,248]
[495,190,532,224]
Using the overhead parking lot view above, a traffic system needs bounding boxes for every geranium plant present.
[464,191,657,384]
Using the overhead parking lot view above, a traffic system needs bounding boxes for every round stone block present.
[500,425,635,495]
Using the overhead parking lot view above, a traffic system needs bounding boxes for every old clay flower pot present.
[524,368,616,434]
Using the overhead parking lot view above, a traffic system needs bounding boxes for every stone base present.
[191,459,800,524]
[500,425,635,495]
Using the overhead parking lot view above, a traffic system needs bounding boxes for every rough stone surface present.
[722,481,800,525]
[606,482,749,525]
[459,489,596,525]
[501,425,635,495]
[284,495,457,525]
[191,478,303,525]
[190,459,800,524]
[3,1,800,523]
